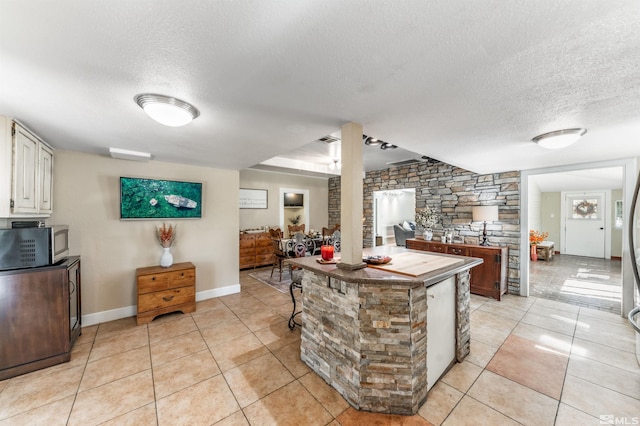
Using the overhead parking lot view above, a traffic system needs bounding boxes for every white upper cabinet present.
[0,115,54,217]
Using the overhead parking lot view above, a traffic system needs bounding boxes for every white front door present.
[563,191,606,258]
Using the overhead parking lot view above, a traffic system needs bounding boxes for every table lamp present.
[472,206,499,246]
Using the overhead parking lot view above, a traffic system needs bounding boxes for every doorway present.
[279,188,310,234]
[373,189,415,246]
[562,191,609,258]
[521,159,636,317]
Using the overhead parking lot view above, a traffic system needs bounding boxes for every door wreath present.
[574,200,596,217]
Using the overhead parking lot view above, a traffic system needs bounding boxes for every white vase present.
[423,229,433,241]
[160,247,173,268]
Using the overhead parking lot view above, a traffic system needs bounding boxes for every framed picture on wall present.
[239,188,268,209]
[120,177,203,219]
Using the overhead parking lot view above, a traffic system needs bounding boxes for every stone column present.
[338,122,366,270]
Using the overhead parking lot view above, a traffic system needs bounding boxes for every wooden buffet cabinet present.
[0,256,81,380]
[406,239,508,300]
[136,262,196,325]
[239,232,274,269]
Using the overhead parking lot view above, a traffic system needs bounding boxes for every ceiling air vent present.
[316,135,340,144]
[386,158,424,167]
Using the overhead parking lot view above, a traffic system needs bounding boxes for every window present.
[615,200,623,229]
[571,198,599,219]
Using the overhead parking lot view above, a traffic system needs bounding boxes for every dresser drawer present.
[240,236,256,249]
[426,243,447,253]
[255,234,271,247]
[255,254,274,264]
[255,246,273,255]
[138,285,195,312]
[137,268,195,294]
[446,246,468,256]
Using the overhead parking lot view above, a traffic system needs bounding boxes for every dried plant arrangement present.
[157,223,176,248]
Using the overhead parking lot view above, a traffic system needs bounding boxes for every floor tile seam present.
[63,340,92,426]
[563,370,640,402]
[88,340,150,364]
[146,328,161,426]
[475,307,527,322]
[232,374,298,410]
[0,388,78,423]
[570,336,638,358]
[192,327,224,374]
[571,335,637,354]
[454,393,526,426]
[243,376,335,422]
[295,372,348,421]
[567,351,640,377]
[153,373,223,404]
[150,347,220,373]
[148,329,201,346]
[94,324,147,342]
[518,317,576,337]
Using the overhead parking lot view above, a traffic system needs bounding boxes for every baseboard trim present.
[611,256,622,261]
[81,283,241,327]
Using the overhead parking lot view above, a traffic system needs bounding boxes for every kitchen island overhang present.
[288,246,482,415]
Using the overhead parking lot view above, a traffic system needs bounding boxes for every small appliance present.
[0,225,69,270]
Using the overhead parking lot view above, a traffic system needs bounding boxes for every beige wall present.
[239,169,328,232]
[49,150,240,323]
[540,192,561,247]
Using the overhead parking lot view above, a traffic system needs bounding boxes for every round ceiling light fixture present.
[134,94,200,127]
[531,128,586,149]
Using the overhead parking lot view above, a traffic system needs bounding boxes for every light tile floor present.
[529,254,622,314]
[1,268,638,425]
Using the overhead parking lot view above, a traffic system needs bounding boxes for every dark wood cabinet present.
[239,232,274,269]
[0,256,81,380]
[406,239,508,300]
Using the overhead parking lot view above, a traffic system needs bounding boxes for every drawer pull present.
[162,295,175,302]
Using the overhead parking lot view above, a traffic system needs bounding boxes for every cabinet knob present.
[152,277,156,281]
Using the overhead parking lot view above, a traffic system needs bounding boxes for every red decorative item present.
[530,245,538,261]
[321,245,334,261]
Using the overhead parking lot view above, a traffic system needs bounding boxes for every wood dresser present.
[406,239,508,300]
[239,232,274,269]
[136,262,196,325]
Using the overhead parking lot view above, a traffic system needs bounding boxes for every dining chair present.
[288,224,305,238]
[288,240,307,330]
[327,230,341,252]
[270,237,287,281]
[322,224,340,240]
[268,227,283,239]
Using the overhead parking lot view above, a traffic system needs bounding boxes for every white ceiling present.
[1,1,639,176]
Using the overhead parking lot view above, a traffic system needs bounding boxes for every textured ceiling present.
[1,1,639,175]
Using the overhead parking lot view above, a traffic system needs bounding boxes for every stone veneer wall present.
[300,269,472,415]
[328,161,521,294]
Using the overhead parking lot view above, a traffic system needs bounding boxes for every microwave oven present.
[0,225,69,270]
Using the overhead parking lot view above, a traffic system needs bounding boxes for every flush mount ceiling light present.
[532,128,586,149]
[109,147,151,161]
[134,94,200,127]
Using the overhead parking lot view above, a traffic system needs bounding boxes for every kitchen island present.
[288,246,482,415]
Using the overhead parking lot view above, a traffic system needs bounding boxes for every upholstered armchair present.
[393,224,415,247]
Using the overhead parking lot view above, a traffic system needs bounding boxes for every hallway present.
[529,254,622,315]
